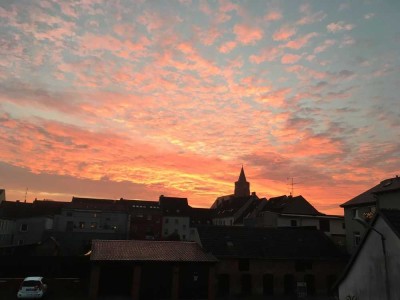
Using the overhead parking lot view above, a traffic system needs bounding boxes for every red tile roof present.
[90,240,217,262]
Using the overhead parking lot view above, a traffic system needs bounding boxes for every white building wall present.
[338,217,400,300]
[162,216,190,240]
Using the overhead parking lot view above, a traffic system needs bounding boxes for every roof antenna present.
[24,187,28,203]
[287,177,296,196]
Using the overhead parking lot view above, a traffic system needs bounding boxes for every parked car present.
[17,276,47,299]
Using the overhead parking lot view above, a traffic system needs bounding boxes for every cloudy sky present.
[1,0,399,214]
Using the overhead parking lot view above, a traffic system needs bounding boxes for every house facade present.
[338,209,400,300]
[340,176,400,254]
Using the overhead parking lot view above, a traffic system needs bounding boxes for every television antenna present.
[286,177,298,196]
[24,188,28,203]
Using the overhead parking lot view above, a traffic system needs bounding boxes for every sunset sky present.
[1,0,399,215]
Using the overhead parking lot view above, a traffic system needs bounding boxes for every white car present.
[17,276,47,299]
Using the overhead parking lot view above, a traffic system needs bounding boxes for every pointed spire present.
[234,165,250,197]
[238,165,247,182]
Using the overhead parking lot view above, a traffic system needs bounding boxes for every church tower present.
[234,166,250,197]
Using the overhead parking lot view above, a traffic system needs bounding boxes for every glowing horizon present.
[1,0,399,215]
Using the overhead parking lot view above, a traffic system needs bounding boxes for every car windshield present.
[22,280,41,287]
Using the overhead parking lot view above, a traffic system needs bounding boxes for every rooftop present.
[90,240,217,262]
[263,195,323,216]
[340,176,400,208]
[197,225,345,260]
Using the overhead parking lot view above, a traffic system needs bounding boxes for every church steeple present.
[234,166,250,197]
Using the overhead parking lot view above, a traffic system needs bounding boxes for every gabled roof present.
[197,226,345,260]
[263,195,323,216]
[340,176,400,208]
[90,240,217,262]
[334,209,400,288]
[159,195,190,215]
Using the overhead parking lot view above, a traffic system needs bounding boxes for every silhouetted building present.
[0,189,5,203]
[245,195,346,248]
[159,195,191,241]
[234,166,250,197]
[197,225,347,298]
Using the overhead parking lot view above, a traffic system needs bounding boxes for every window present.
[175,219,179,224]
[290,220,297,227]
[319,219,330,232]
[165,218,169,224]
[66,221,74,232]
[79,222,85,229]
[354,231,361,246]
[90,222,97,229]
[182,235,186,240]
[217,274,230,297]
[147,215,152,221]
[182,224,187,229]
[164,229,168,235]
[241,274,252,295]
[238,259,249,271]
[295,261,313,271]
[342,222,345,229]
[20,224,28,232]
[283,274,295,295]
[66,212,72,217]
[263,274,274,295]
[18,240,24,245]
[304,274,315,295]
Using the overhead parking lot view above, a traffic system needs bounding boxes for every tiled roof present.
[90,240,217,262]
[340,176,400,208]
[263,195,323,216]
[197,226,345,260]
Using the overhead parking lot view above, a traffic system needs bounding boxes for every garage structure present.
[89,240,217,299]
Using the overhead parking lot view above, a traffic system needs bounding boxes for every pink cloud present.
[196,26,222,46]
[264,10,282,21]
[234,24,263,45]
[273,26,296,41]
[327,21,355,33]
[249,47,282,64]
[284,32,318,49]
[281,54,302,64]
[257,87,291,107]
[219,41,237,53]
[314,39,336,54]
